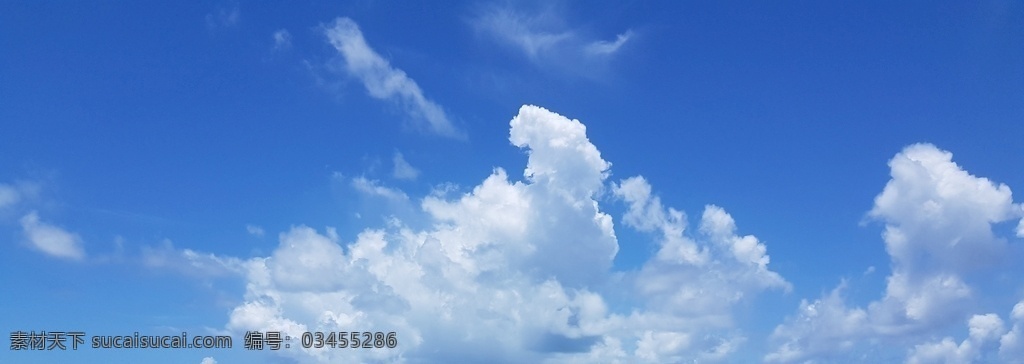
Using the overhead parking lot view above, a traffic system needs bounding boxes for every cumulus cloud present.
[766,143,1023,362]
[199,357,217,364]
[391,151,420,181]
[998,301,1024,362]
[905,302,1024,364]
[869,144,1017,275]
[218,105,788,363]
[1018,217,1024,238]
[324,18,464,139]
[614,176,790,327]
[19,211,85,260]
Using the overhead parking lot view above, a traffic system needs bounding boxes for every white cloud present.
[391,151,420,181]
[19,211,85,260]
[0,181,40,211]
[218,105,789,363]
[142,239,245,278]
[614,175,706,265]
[206,6,240,29]
[766,143,1022,362]
[869,143,1016,274]
[472,5,633,72]
[473,7,574,60]
[907,337,975,364]
[351,176,409,202]
[1000,301,1024,363]
[1017,217,1024,238]
[324,17,464,139]
[0,183,20,209]
[199,357,217,364]
[764,282,869,363]
[586,30,633,56]
[905,308,1019,364]
[246,224,265,237]
[614,176,789,329]
[272,29,291,50]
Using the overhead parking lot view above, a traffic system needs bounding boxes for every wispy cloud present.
[350,176,409,202]
[0,184,20,209]
[473,7,575,60]
[586,30,633,56]
[142,239,245,278]
[472,5,633,72]
[0,181,40,211]
[19,211,85,260]
[245,224,265,238]
[391,151,420,181]
[206,5,240,29]
[324,17,465,139]
[272,29,291,50]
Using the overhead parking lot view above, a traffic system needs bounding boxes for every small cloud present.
[0,180,41,211]
[200,357,217,364]
[351,176,409,201]
[246,224,265,238]
[472,5,634,74]
[272,29,291,50]
[206,5,240,29]
[142,239,245,278]
[19,211,85,260]
[1017,212,1024,237]
[324,17,465,139]
[0,183,20,209]
[863,266,876,276]
[586,30,633,56]
[473,7,574,60]
[392,151,420,181]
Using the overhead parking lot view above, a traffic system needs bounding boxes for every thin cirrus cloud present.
[245,224,265,238]
[350,176,410,202]
[271,29,291,50]
[324,17,465,139]
[205,5,240,29]
[0,183,21,209]
[391,151,420,181]
[472,5,633,68]
[585,30,634,56]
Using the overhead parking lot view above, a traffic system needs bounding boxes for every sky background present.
[2,1,1024,363]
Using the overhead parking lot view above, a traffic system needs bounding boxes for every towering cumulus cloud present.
[766,143,1024,363]
[224,105,789,363]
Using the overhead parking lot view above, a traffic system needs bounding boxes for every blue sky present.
[2,1,1024,363]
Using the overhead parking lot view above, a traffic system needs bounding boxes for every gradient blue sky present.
[2,1,1024,363]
